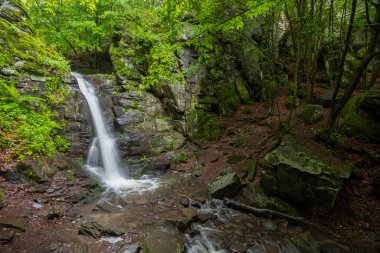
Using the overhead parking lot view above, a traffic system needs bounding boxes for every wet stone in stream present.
[72,172,347,253]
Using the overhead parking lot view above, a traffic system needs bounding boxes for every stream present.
[72,73,341,253]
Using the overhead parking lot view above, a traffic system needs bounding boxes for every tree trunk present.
[329,0,357,129]
[330,0,380,125]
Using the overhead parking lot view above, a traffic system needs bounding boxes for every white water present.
[72,72,159,193]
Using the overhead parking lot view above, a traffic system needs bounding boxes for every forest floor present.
[0,85,379,252]
[175,85,380,252]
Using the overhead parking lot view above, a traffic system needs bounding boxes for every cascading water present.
[72,72,158,193]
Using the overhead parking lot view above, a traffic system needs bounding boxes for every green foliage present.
[0,19,69,76]
[172,151,187,164]
[314,128,342,146]
[0,80,69,160]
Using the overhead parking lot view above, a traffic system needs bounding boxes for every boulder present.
[261,136,350,205]
[360,88,380,117]
[314,93,341,108]
[145,228,184,253]
[78,221,124,239]
[209,167,243,199]
[340,97,380,143]
[301,104,324,124]
[235,78,251,103]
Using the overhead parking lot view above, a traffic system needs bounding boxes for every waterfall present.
[72,72,159,193]
[72,73,127,183]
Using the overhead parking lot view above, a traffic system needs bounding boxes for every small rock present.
[0,234,14,245]
[117,242,141,253]
[301,104,324,124]
[96,201,122,212]
[79,221,124,239]
[262,221,278,232]
[134,199,148,205]
[209,168,243,199]
[180,208,197,219]
[47,211,62,220]
[145,228,185,253]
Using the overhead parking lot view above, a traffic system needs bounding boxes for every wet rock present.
[209,167,243,199]
[180,208,197,219]
[49,242,87,253]
[145,227,185,253]
[96,200,123,212]
[166,217,194,233]
[262,220,278,231]
[0,218,25,232]
[301,104,324,124]
[261,136,350,205]
[78,221,124,239]
[117,242,141,253]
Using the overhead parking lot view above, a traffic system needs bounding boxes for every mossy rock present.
[360,88,380,117]
[215,82,240,116]
[261,135,350,205]
[340,97,380,143]
[209,167,242,199]
[284,95,298,109]
[301,104,324,124]
[245,185,299,216]
[235,78,251,103]
[188,110,224,142]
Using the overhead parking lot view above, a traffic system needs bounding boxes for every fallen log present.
[224,198,313,226]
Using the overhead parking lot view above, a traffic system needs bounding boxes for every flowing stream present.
[72,73,331,253]
[72,72,158,193]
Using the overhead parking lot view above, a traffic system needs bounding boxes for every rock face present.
[209,167,242,199]
[340,90,380,143]
[301,104,324,124]
[261,136,350,205]
[65,74,186,161]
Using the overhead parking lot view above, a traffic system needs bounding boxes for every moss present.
[172,151,187,164]
[235,78,251,103]
[0,19,69,77]
[340,97,380,142]
[188,109,225,142]
[301,104,324,124]
[233,137,245,147]
[284,95,295,109]
[215,82,240,116]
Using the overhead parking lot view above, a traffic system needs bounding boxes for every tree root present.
[224,198,312,226]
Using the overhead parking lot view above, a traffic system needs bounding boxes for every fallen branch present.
[224,198,313,226]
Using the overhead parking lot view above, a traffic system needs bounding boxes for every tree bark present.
[329,0,358,129]
[330,0,380,125]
